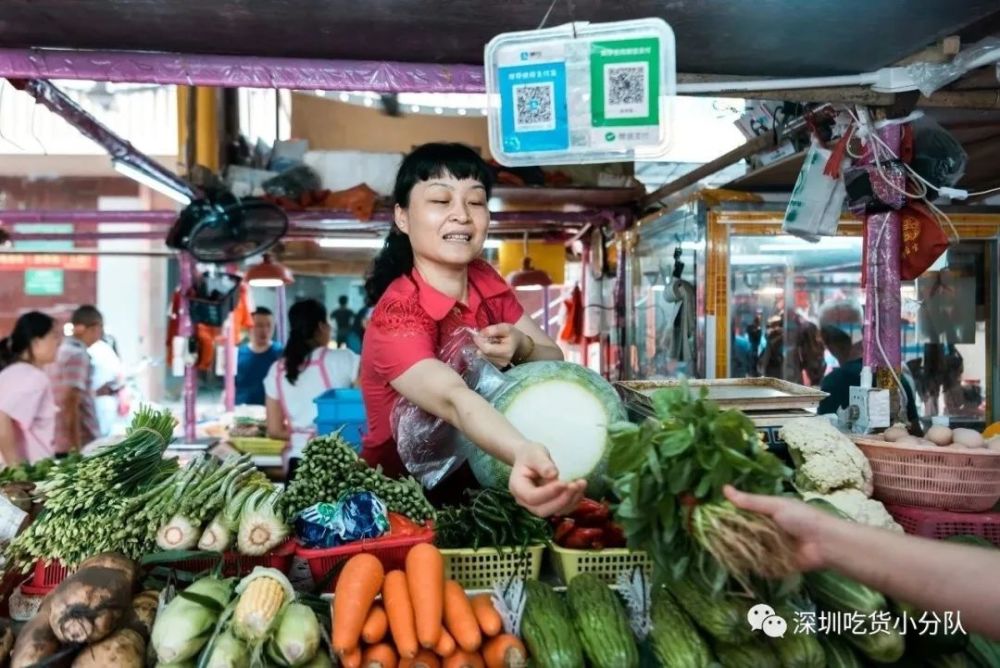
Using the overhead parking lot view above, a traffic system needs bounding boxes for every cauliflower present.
[804,489,904,533]
[780,417,874,495]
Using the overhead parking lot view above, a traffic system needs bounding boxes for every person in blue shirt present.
[235,307,283,406]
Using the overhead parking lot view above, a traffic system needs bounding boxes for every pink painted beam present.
[0,48,486,93]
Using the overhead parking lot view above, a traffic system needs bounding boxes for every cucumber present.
[804,570,886,616]
[845,624,905,664]
[714,641,779,668]
[647,588,712,668]
[566,574,638,668]
[668,577,751,644]
[773,626,825,668]
[891,599,967,655]
[968,634,1000,668]
[929,654,976,668]
[819,635,863,668]
[521,580,584,668]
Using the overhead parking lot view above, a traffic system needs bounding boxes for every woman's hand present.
[474,324,530,368]
[508,442,586,517]
[724,485,834,571]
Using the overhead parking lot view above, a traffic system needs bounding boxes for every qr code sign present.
[605,63,649,119]
[513,83,555,132]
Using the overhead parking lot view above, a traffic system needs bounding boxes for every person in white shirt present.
[264,299,359,478]
[89,336,125,437]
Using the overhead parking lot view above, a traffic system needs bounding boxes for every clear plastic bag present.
[905,37,1000,97]
[911,115,967,189]
[391,327,513,489]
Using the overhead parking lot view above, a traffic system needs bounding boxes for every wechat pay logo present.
[748,603,787,638]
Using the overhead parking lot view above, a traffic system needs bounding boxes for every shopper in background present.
[89,334,126,437]
[344,307,371,355]
[50,305,116,453]
[817,300,920,431]
[0,312,61,464]
[360,142,580,516]
[330,295,354,348]
[726,485,1000,640]
[265,299,359,478]
[236,307,283,406]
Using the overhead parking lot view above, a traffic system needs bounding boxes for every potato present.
[77,553,138,589]
[71,627,145,668]
[925,425,953,447]
[131,590,160,637]
[11,600,74,668]
[882,426,909,442]
[49,566,133,644]
[952,428,985,449]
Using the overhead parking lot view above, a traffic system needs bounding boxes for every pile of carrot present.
[332,544,528,668]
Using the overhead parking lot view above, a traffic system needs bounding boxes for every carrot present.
[482,634,527,668]
[364,642,399,668]
[405,543,445,648]
[362,604,389,644]
[470,595,503,637]
[333,553,386,655]
[342,646,363,668]
[443,580,482,653]
[434,628,457,657]
[401,649,441,668]
[443,650,485,668]
[383,570,419,659]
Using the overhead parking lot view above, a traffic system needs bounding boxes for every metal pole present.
[223,264,238,412]
[178,253,198,442]
[276,285,288,344]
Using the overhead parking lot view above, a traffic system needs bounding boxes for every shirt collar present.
[411,259,511,322]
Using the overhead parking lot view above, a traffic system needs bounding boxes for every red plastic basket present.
[28,559,71,592]
[886,504,1000,546]
[296,527,435,591]
[165,540,298,576]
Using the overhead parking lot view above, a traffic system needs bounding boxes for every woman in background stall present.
[264,299,359,479]
[0,312,61,465]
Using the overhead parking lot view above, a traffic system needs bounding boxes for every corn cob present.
[233,568,294,641]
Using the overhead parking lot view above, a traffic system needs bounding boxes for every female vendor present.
[360,143,584,517]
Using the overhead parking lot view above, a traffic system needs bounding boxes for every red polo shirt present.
[359,259,524,476]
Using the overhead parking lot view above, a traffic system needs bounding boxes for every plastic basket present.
[853,437,1000,512]
[886,504,1000,546]
[28,559,71,592]
[297,526,434,591]
[315,388,366,423]
[549,545,652,585]
[230,437,286,456]
[189,273,242,327]
[162,540,297,577]
[440,545,545,590]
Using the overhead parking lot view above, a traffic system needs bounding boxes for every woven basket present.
[853,437,1000,513]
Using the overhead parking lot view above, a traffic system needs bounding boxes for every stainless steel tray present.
[616,377,828,413]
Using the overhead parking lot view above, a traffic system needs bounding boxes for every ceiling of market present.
[1,0,999,77]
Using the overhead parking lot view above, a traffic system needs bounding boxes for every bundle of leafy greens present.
[608,384,798,593]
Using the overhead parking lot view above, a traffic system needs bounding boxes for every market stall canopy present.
[2,0,998,77]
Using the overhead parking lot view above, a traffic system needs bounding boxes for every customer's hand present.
[474,324,529,368]
[724,485,834,571]
[509,442,586,517]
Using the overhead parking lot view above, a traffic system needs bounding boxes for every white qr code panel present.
[604,62,649,119]
[513,82,556,132]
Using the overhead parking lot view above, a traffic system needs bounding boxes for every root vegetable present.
[401,650,441,668]
[406,543,445,649]
[131,590,160,636]
[77,553,138,588]
[71,627,145,668]
[342,646,363,668]
[952,428,985,449]
[882,426,909,442]
[364,642,399,668]
[332,553,385,656]
[11,600,70,668]
[362,604,389,644]
[482,635,527,668]
[443,581,481,653]
[470,595,502,637]
[443,650,484,668]
[434,629,457,658]
[925,426,953,446]
[383,570,419,659]
[49,565,133,644]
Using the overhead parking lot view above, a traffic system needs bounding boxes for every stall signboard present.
[485,18,675,166]
[0,223,97,272]
[24,269,64,296]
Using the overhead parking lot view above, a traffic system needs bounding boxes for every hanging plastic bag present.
[782,141,846,241]
[910,115,967,190]
[900,202,950,280]
[391,327,513,489]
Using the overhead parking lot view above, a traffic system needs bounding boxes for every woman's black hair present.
[282,299,328,385]
[364,142,493,306]
[0,311,55,371]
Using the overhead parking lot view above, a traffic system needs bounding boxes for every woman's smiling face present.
[394,173,489,268]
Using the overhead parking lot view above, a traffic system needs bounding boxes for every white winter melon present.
[465,361,626,496]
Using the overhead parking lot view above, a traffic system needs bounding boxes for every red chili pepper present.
[388,512,422,536]
[553,518,576,545]
[562,527,605,550]
[571,498,610,526]
[603,524,627,548]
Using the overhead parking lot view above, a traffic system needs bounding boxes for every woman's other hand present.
[724,485,833,571]
[474,324,529,368]
[508,441,586,517]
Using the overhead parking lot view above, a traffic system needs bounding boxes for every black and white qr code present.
[513,83,555,131]
[606,64,648,109]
